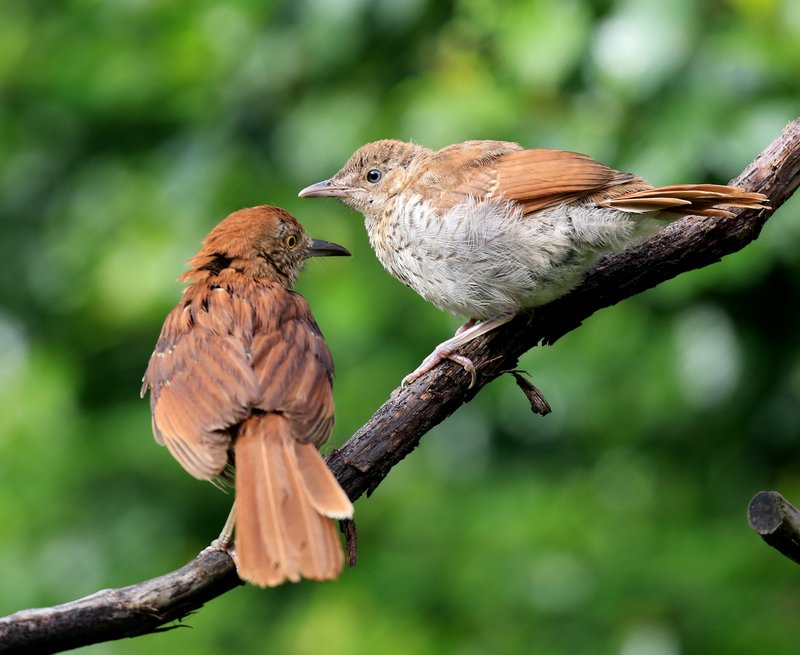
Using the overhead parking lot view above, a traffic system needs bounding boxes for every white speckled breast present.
[365,193,661,320]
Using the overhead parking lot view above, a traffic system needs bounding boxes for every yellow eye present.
[284,234,298,249]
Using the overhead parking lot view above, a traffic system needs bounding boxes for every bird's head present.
[183,205,349,288]
[298,140,432,219]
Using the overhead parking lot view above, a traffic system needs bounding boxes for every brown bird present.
[141,205,353,587]
[299,139,769,385]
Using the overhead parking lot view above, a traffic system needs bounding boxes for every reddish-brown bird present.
[300,139,769,385]
[141,205,353,587]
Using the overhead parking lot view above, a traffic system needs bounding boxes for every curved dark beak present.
[298,179,353,199]
[307,238,351,257]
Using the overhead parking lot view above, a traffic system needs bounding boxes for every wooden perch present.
[1,118,799,654]
[748,491,800,565]
[0,550,241,655]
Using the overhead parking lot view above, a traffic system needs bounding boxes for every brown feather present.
[234,417,289,586]
[413,143,768,219]
[598,183,770,218]
[142,283,260,480]
[293,439,354,519]
[419,144,641,215]
[281,434,343,579]
[494,150,639,214]
[235,414,345,586]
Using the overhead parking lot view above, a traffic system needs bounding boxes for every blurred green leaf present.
[0,1,798,653]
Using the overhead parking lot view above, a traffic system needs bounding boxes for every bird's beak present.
[307,238,351,257]
[298,179,354,199]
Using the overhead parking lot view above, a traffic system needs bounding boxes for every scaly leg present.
[455,318,477,335]
[200,501,236,556]
[402,314,514,388]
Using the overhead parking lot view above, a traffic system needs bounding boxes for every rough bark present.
[748,491,800,565]
[0,551,241,654]
[2,118,798,654]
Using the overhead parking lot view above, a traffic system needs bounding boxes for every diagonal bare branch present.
[748,491,800,565]
[1,118,798,655]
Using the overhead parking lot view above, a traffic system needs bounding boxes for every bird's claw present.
[199,534,234,557]
[402,348,477,388]
[454,318,477,336]
[448,354,477,388]
[200,538,240,574]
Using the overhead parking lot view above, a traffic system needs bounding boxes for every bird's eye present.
[366,169,383,183]
[284,235,298,249]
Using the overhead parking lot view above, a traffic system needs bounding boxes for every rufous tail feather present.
[234,413,353,587]
[599,184,769,218]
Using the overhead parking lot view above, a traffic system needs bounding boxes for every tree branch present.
[2,118,798,654]
[748,491,800,565]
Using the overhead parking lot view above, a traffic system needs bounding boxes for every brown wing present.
[422,141,641,216]
[249,287,335,449]
[142,284,260,480]
[143,277,335,479]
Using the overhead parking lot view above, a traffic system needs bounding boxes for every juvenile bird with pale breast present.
[300,139,768,386]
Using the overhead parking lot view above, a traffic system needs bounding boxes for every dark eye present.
[366,169,382,183]
[284,234,298,249]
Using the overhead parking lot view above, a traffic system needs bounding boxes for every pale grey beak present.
[307,238,351,257]
[298,179,353,199]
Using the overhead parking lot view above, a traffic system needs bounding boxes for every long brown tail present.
[234,413,354,587]
[598,184,769,218]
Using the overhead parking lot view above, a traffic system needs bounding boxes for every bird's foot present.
[402,347,477,388]
[200,502,236,557]
[199,534,233,555]
[401,314,515,388]
[455,318,477,335]
[199,534,240,575]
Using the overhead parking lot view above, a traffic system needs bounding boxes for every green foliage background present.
[1,0,799,653]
